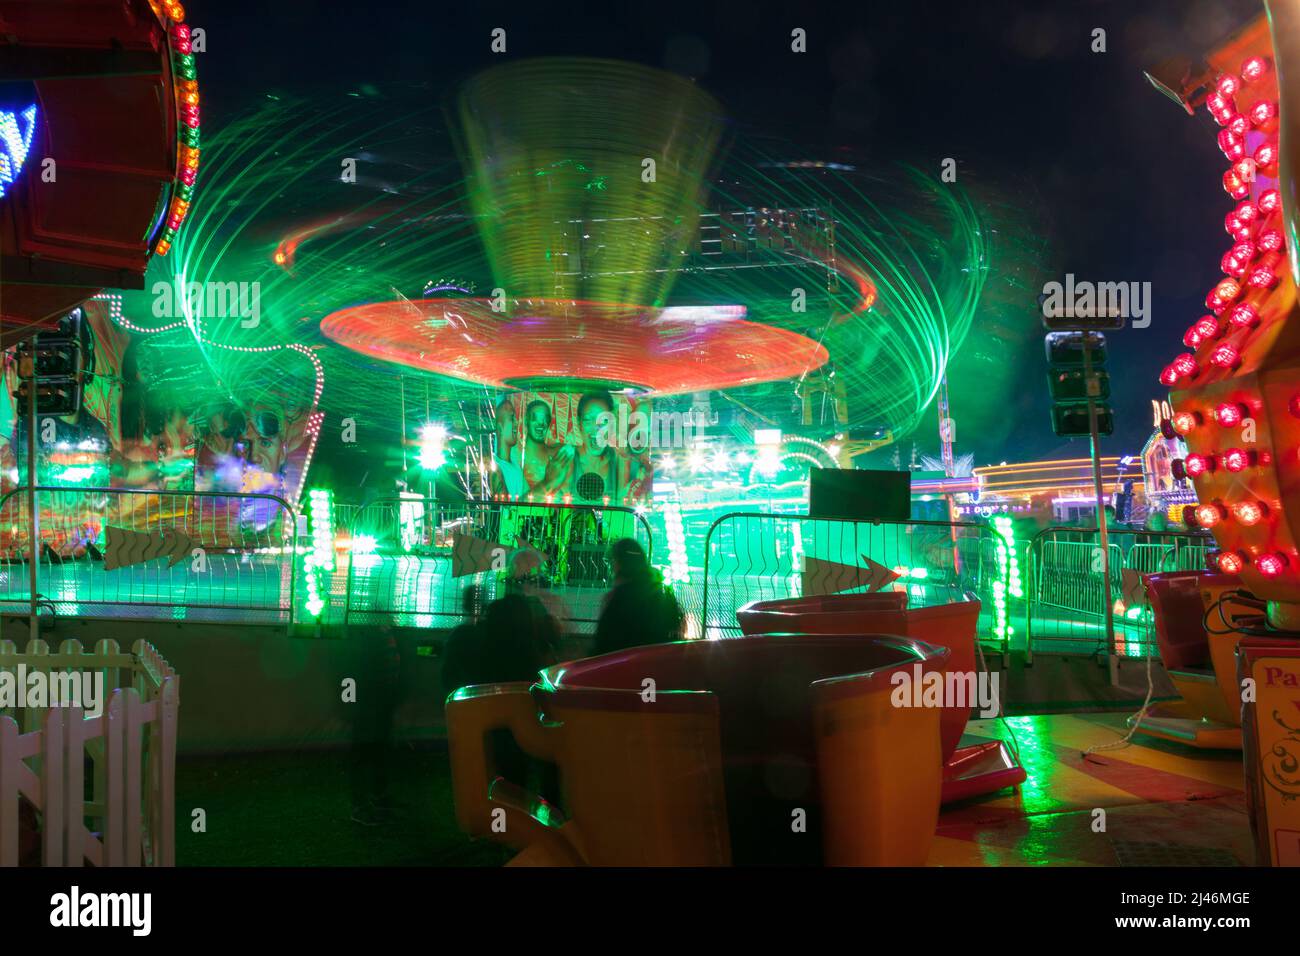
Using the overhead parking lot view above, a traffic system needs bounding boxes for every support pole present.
[1082,338,1118,684]
[26,357,39,639]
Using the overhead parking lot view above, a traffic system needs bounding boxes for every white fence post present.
[0,717,18,867]
[0,640,177,868]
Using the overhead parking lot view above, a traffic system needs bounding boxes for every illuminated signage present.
[0,104,38,197]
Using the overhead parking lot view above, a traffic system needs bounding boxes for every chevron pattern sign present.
[103,526,202,571]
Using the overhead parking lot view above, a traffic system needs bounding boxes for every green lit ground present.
[175,744,504,867]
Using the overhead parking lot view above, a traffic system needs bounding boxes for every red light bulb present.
[1185,453,1213,476]
[1228,114,1249,136]
[1235,200,1259,222]
[1223,447,1252,471]
[1195,502,1225,527]
[1228,303,1258,328]
[1242,56,1271,83]
[1218,74,1241,96]
[1184,316,1222,346]
[1258,229,1284,253]
[1160,364,1180,386]
[1233,501,1266,525]
[1172,353,1200,377]
[1215,402,1246,426]
[1250,100,1278,128]
[1225,215,1253,242]
[1222,242,1256,277]
[1223,169,1249,199]
[1255,142,1279,169]
[1218,550,1247,575]
[1218,129,1245,160]
[1210,344,1240,369]
[1259,189,1281,214]
[1207,279,1242,313]
[1171,411,1199,434]
[1258,552,1287,577]
[1248,266,1277,288]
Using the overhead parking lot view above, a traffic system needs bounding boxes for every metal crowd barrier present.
[700,513,1011,658]
[0,486,298,626]
[1025,526,1213,661]
[342,497,654,632]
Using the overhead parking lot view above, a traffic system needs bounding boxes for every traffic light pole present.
[1082,339,1119,685]
[26,358,39,639]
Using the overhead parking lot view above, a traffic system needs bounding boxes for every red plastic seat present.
[1145,571,1228,671]
[538,634,948,864]
[735,594,980,762]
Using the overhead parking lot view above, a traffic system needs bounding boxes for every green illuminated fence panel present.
[699,513,1008,651]
[342,498,653,633]
[1025,527,1213,658]
[0,487,297,624]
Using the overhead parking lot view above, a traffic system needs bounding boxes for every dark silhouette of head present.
[608,537,649,583]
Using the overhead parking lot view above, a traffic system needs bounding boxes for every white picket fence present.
[0,638,179,867]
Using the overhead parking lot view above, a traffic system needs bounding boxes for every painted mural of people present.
[196,406,248,492]
[520,397,572,496]
[570,390,624,503]
[488,397,525,499]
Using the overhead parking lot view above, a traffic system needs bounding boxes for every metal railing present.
[0,486,298,625]
[700,513,1010,655]
[342,498,654,632]
[1025,526,1213,660]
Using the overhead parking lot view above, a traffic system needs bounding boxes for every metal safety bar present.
[0,486,298,627]
[700,512,1011,658]
[341,497,654,633]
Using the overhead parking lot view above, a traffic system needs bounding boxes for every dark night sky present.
[186,0,1267,464]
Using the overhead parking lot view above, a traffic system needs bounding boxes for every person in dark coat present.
[593,538,685,656]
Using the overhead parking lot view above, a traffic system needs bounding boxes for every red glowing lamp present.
[1171,411,1199,434]
[1233,501,1267,525]
[1258,553,1288,578]
[1242,55,1271,83]
[1184,453,1214,477]
[1215,402,1246,426]
[1227,303,1258,328]
[1195,501,1226,527]
[1209,344,1240,369]
[1223,447,1253,472]
[1258,229,1284,253]
[1218,550,1247,575]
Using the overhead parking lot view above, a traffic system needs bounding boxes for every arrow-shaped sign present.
[802,554,901,597]
[451,531,506,578]
[1120,567,1147,609]
[103,526,201,571]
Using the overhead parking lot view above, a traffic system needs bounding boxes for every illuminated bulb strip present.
[92,291,187,333]
[152,4,200,255]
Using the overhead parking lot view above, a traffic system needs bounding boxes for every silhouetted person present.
[440,585,486,696]
[443,591,562,804]
[593,538,685,656]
